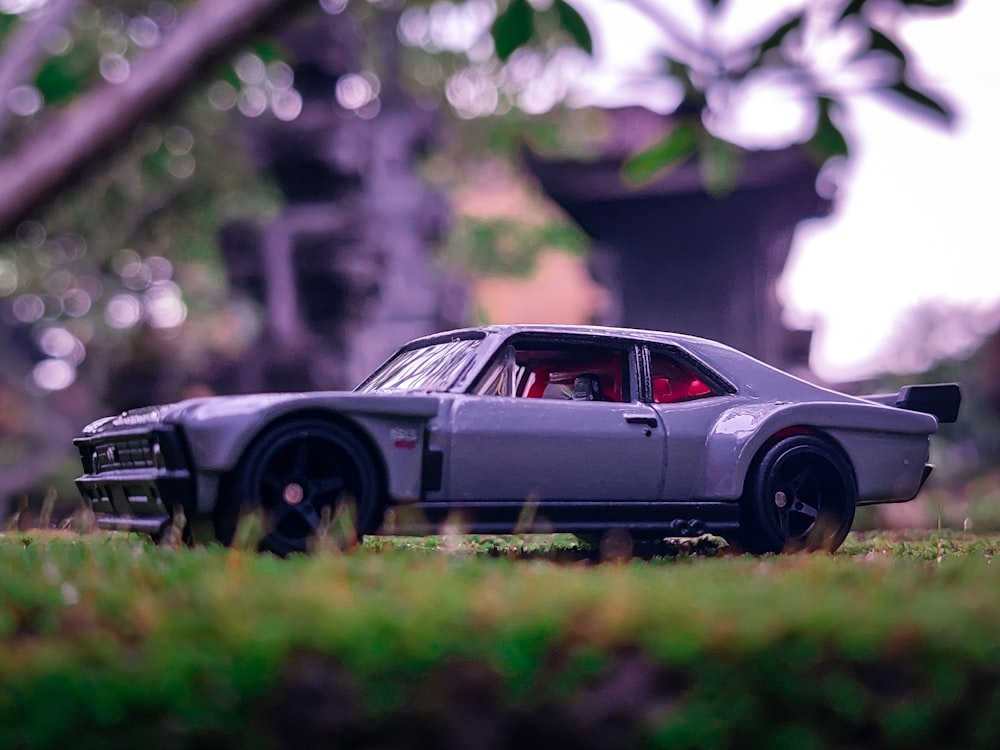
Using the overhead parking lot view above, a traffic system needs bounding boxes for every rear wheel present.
[739,435,856,554]
[217,419,381,555]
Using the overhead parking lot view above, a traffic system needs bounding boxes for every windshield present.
[356,338,482,393]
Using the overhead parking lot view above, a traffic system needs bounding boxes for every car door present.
[644,344,730,500]
[444,338,665,502]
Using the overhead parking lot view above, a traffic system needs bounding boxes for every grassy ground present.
[1,529,999,748]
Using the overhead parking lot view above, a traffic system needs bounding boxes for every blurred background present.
[0,0,996,529]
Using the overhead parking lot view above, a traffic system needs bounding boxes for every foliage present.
[491,0,592,61]
[487,0,956,190]
[0,77,281,501]
[1,530,1000,748]
[0,1,290,503]
[0,1,287,406]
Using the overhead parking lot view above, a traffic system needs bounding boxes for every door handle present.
[624,415,658,428]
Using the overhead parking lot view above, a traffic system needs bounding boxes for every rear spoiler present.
[864,383,961,424]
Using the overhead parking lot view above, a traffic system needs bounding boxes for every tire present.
[738,435,857,554]
[217,418,382,556]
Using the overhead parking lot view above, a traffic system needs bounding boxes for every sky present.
[568,0,1000,381]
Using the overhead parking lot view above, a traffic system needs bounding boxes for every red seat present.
[525,370,550,398]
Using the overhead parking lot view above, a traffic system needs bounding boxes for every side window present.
[515,344,628,403]
[472,339,630,403]
[649,349,715,404]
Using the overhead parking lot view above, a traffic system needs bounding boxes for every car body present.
[74,325,960,554]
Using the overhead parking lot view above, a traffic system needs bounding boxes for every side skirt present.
[391,500,741,539]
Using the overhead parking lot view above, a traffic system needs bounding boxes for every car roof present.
[408,324,724,348]
[405,324,744,362]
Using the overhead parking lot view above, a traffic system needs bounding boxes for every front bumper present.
[74,426,195,535]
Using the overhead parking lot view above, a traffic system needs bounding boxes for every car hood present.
[82,391,443,436]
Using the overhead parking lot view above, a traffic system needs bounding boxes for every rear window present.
[649,349,716,404]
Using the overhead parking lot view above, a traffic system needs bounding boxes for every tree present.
[0,0,301,507]
[0,0,309,236]
[484,0,955,191]
[0,0,958,234]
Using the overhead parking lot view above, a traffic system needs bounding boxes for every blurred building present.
[217,9,464,393]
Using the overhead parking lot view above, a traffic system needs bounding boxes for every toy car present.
[74,325,960,554]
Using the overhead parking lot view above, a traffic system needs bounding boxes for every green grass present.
[1,530,999,748]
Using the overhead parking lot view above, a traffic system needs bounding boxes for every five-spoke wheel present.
[217,419,381,555]
[739,435,857,554]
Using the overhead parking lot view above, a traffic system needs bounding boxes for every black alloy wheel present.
[219,419,381,555]
[739,435,857,554]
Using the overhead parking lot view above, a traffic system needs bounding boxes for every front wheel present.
[738,435,857,554]
[217,419,382,555]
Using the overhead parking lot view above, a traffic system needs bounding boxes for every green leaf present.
[621,123,699,184]
[553,0,593,55]
[35,54,94,106]
[491,0,535,61]
[806,98,849,162]
[699,135,742,196]
[756,16,802,56]
[251,39,284,64]
[882,81,953,122]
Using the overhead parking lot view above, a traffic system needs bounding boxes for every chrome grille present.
[92,438,159,472]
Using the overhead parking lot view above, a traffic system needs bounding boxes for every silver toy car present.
[74,325,959,554]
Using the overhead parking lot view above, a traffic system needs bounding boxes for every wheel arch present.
[698,403,861,500]
[221,409,390,507]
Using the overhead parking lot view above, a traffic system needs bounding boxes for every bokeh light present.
[32,359,75,392]
[127,15,161,48]
[105,293,142,329]
[12,294,44,323]
[208,81,238,111]
[336,73,376,111]
[42,26,73,55]
[99,53,131,84]
[16,221,45,248]
[167,153,196,179]
[446,68,499,119]
[144,282,187,329]
[164,126,193,155]
[61,288,92,317]
[235,53,266,85]
[319,0,348,15]
[38,326,85,364]
[6,85,43,117]
[237,86,268,118]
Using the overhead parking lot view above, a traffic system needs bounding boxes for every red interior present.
[521,355,625,402]
[650,356,714,404]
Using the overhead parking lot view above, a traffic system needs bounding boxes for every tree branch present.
[0,0,311,238]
